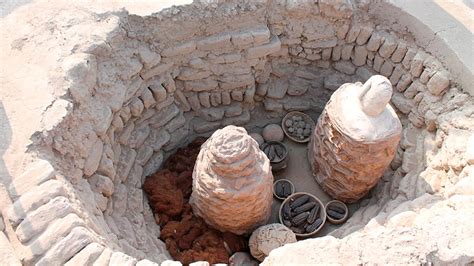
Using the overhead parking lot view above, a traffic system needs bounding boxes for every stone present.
[247,36,281,59]
[356,26,373,45]
[250,133,264,146]
[136,259,160,266]
[130,98,145,117]
[165,114,186,132]
[8,160,56,199]
[391,92,414,114]
[109,251,138,266]
[410,51,428,78]
[221,91,232,105]
[149,83,167,103]
[143,151,164,177]
[345,24,361,43]
[373,54,384,72]
[144,129,170,152]
[174,89,191,112]
[402,47,417,69]
[396,73,412,93]
[267,79,288,99]
[138,45,161,69]
[391,41,408,63]
[331,46,342,61]
[23,213,85,264]
[162,41,196,57]
[249,223,297,262]
[352,45,368,66]
[225,104,243,118]
[262,124,284,142]
[251,26,271,45]
[366,31,384,52]
[184,79,218,92]
[140,88,156,109]
[197,33,232,51]
[378,35,397,58]
[141,63,173,80]
[190,126,273,234]
[427,70,450,96]
[198,92,211,108]
[244,85,256,103]
[334,61,356,75]
[16,196,74,243]
[288,77,310,96]
[116,147,137,182]
[389,65,405,85]
[187,93,201,111]
[309,75,402,202]
[264,99,283,112]
[324,73,348,91]
[161,261,183,266]
[229,252,258,266]
[380,60,394,77]
[64,243,104,266]
[341,44,353,60]
[128,124,150,148]
[319,0,354,19]
[210,92,222,107]
[189,262,210,266]
[198,107,225,122]
[222,110,251,126]
[7,179,68,227]
[231,90,244,102]
[149,104,180,128]
[89,174,114,197]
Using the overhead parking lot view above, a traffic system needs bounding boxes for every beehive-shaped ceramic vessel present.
[190,125,274,234]
[309,75,402,203]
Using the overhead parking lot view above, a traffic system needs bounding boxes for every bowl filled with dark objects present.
[273,179,295,200]
[279,192,326,237]
[282,111,315,143]
[325,200,349,224]
[260,141,288,171]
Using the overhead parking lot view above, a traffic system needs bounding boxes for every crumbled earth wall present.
[0,0,472,265]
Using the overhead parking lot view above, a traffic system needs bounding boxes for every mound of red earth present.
[143,138,248,265]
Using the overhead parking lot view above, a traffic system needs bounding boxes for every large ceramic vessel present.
[309,75,402,203]
[190,125,274,234]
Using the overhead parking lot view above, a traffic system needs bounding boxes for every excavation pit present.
[0,0,473,265]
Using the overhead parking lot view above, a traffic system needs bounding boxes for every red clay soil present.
[143,138,248,265]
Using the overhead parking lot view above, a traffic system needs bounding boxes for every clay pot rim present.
[279,192,326,237]
[273,179,295,200]
[282,111,316,143]
[325,200,349,225]
[260,141,288,164]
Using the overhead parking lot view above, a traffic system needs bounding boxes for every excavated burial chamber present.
[4,1,474,265]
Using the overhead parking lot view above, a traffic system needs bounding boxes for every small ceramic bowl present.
[260,141,288,171]
[273,179,295,200]
[325,200,349,224]
[279,192,326,237]
[282,111,315,143]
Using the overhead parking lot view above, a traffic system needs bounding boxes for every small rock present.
[284,119,293,127]
[229,252,258,266]
[249,223,297,262]
[262,124,284,142]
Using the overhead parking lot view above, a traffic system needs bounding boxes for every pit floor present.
[268,138,360,239]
